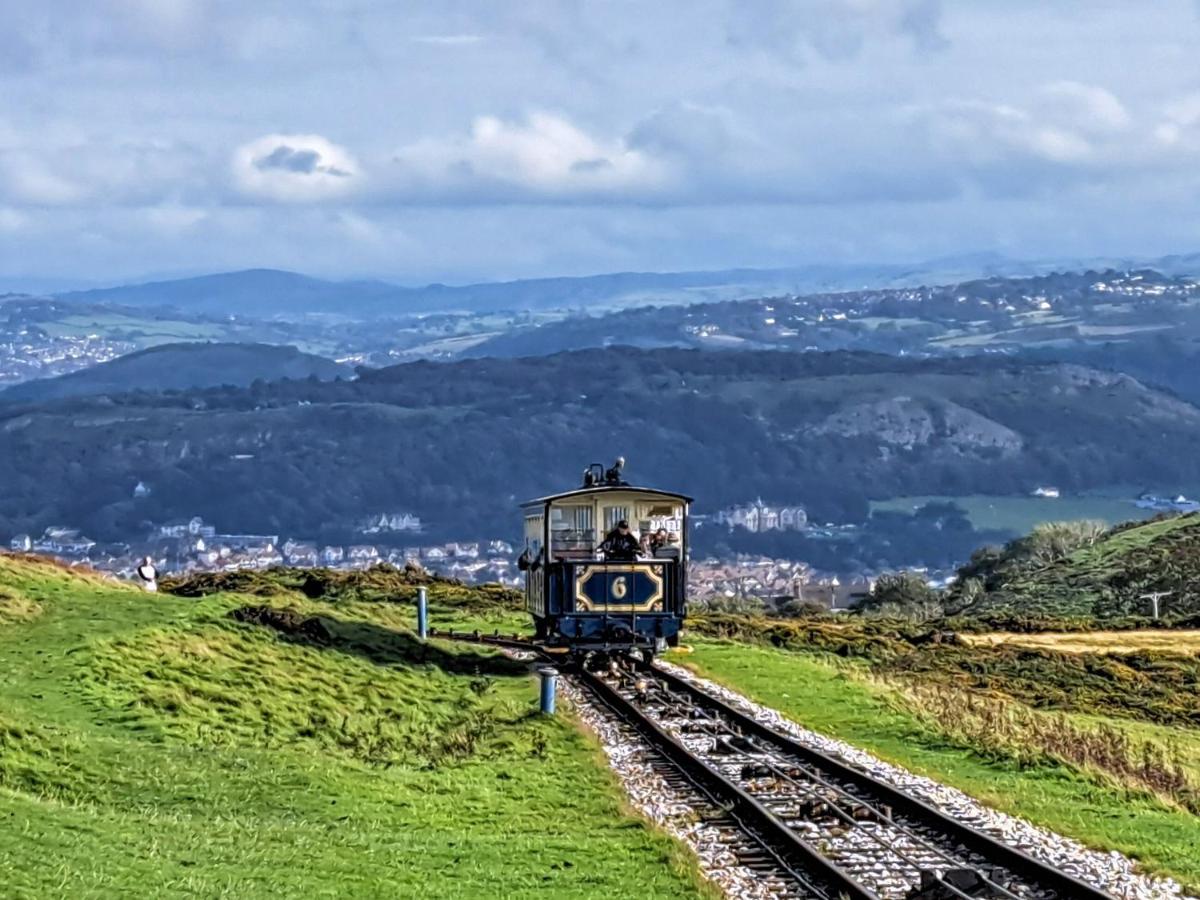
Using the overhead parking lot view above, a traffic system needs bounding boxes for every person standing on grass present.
[136,556,159,593]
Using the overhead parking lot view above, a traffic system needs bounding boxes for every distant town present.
[0,324,131,385]
[8,488,1195,610]
[7,497,875,609]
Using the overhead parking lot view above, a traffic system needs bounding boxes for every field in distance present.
[870,494,1157,535]
[38,311,229,343]
[961,629,1200,655]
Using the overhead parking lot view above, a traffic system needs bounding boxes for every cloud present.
[0,153,85,205]
[1154,93,1200,149]
[255,146,350,177]
[410,34,485,46]
[0,131,213,209]
[920,100,1095,165]
[233,134,359,202]
[390,113,669,201]
[903,82,1141,198]
[2,2,1200,283]
[0,207,28,233]
[723,0,948,62]
[626,103,743,161]
[1037,81,1130,135]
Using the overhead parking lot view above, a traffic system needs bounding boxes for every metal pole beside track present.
[538,667,559,715]
[417,586,428,640]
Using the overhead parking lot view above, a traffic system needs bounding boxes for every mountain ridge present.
[1,348,1197,560]
[0,342,348,404]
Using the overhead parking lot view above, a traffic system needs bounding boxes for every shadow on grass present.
[230,605,528,677]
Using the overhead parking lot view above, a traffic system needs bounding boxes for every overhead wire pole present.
[1138,590,1172,620]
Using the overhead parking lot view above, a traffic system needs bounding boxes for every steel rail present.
[578,665,880,900]
[637,675,1018,900]
[651,663,1114,900]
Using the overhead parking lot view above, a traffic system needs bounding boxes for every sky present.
[3,0,1200,288]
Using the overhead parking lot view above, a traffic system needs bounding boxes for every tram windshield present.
[548,494,685,560]
[549,504,594,556]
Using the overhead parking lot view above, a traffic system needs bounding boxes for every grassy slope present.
[680,639,1200,889]
[961,629,1200,654]
[0,556,707,899]
[964,513,1200,617]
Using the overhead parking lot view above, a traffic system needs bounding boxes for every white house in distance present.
[715,498,808,533]
[358,513,422,535]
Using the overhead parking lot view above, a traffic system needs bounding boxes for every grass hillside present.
[951,513,1200,618]
[0,555,705,899]
[0,342,347,404]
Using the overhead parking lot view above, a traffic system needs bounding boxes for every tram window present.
[524,515,543,558]
[638,502,682,542]
[550,505,595,557]
[603,506,630,532]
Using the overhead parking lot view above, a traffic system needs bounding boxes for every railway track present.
[436,631,1115,899]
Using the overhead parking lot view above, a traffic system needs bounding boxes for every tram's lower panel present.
[528,559,685,650]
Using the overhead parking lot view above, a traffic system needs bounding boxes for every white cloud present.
[391,113,670,201]
[0,208,27,233]
[1,2,1200,281]
[105,0,212,47]
[410,34,485,47]
[1037,81,1130,135]
[1155,93,1200,148]
[233,134,360,202]
[0,152,85,205]
[918,98,1098,166]
[144,203,208,233]
[908,81,1140,191]
[723,0,947,62]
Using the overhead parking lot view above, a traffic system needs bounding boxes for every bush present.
[859,571,942,618]
[775,599,832,618]
[691,595,767,615]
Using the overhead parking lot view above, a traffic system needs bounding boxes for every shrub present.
[859,572,942,619]
[886,678,1199,813]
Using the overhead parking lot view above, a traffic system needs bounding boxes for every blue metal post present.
[417,586,428,640]
[538,667,558,715]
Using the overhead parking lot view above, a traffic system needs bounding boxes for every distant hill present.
[2,348,1200,553]
[465,269,1200,360]
[58,270,401,318]
[0,342,348,404]
[53,262,1071,319]
[949,514,1200,619]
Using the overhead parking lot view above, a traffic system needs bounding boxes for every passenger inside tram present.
[546,498,683,561]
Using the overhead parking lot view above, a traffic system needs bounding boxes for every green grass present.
[0,556,708,899]
[871,494,1154,534]
[679,638,1200,889]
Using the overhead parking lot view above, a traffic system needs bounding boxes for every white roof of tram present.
[521,484,692,511]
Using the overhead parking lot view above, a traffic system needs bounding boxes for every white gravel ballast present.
[558,675,808,899]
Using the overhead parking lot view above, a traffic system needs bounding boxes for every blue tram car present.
[519,461,690,655]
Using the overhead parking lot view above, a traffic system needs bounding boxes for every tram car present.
[519,459,690,655]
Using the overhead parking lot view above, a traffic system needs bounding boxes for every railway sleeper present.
[711,735,759,755]
[906,867,1011,899]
